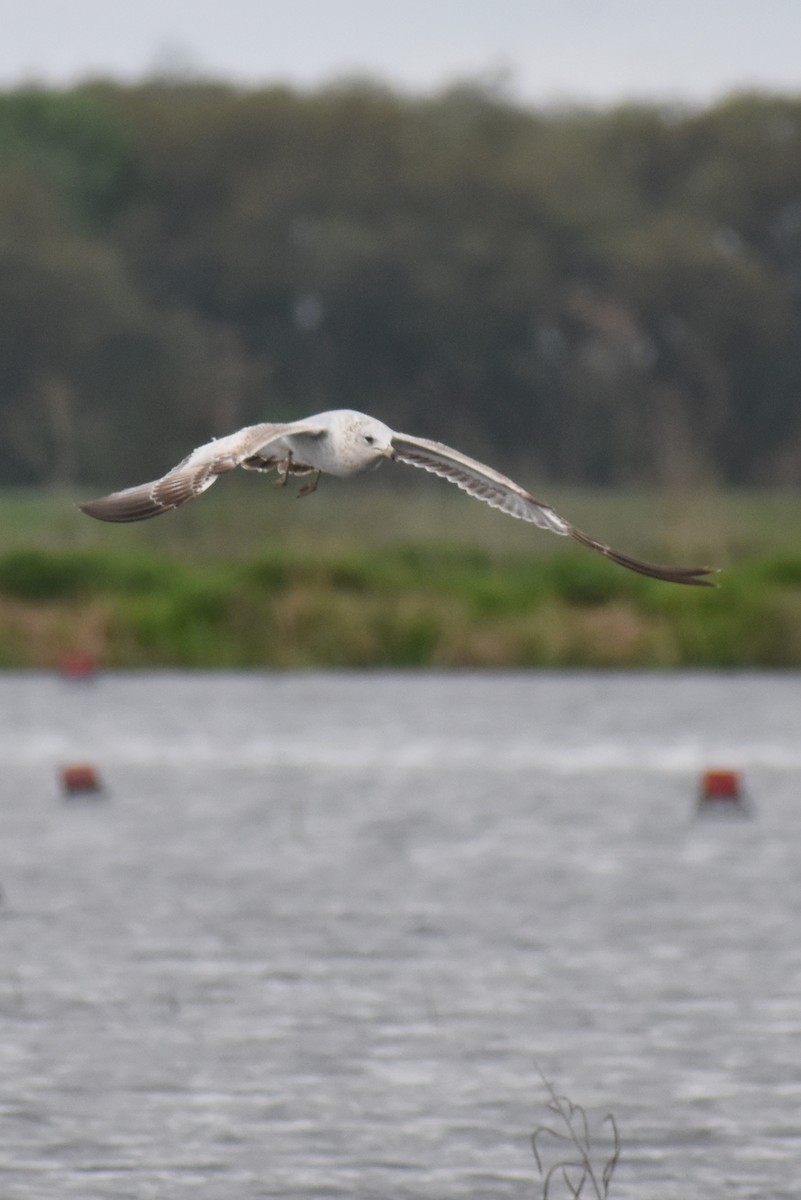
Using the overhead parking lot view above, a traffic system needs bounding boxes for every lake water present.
[0,671,800,1199]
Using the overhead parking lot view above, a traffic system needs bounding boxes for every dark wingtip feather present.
[79,490,169,523]
[570,528,719,587]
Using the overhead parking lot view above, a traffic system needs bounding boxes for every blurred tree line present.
[2,79,801,488]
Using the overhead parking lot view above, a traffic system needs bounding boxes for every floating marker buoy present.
[60,764,104,797]
[701,769,741,799]
[698,769,749,815]
[60,652,98,680]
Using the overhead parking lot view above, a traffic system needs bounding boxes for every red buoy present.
[60,652,99,680]
[698,769,749,815]
[701,769,742,800]
[60,764,104,797]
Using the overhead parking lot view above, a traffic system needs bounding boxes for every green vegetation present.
[2,82,801,663]
[1,485,799,668]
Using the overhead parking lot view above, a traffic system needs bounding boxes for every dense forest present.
[2,79,801,490]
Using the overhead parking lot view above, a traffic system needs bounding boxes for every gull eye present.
[364,435,375,445]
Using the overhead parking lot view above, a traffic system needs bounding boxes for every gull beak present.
[382,445,397,461]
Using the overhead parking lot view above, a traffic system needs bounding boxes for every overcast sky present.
[4,0,801,108]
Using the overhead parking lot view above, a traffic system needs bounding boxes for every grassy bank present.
[0,483,798,668]
[1,539,800,669]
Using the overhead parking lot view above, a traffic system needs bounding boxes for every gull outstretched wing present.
[391,432,717,586]
[80,422,324,523]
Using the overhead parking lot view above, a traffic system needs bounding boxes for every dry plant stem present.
[531,1073,620,1199]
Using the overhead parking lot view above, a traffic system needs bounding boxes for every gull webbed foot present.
[297,471,321,497]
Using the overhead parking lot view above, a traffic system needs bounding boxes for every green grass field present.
[10,476,801,559]
[1,481,799,669]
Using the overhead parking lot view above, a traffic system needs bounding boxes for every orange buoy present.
[701,770,741,799]
[698,769,749,815]
[60,764,104,797]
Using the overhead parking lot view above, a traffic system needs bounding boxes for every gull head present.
[335,411,396,473]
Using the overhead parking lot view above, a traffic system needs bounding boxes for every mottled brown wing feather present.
[80,422,323,523]
[79,472,217,523]
[391,433,717,587]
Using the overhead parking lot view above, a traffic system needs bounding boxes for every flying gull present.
[80,409,716,585]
